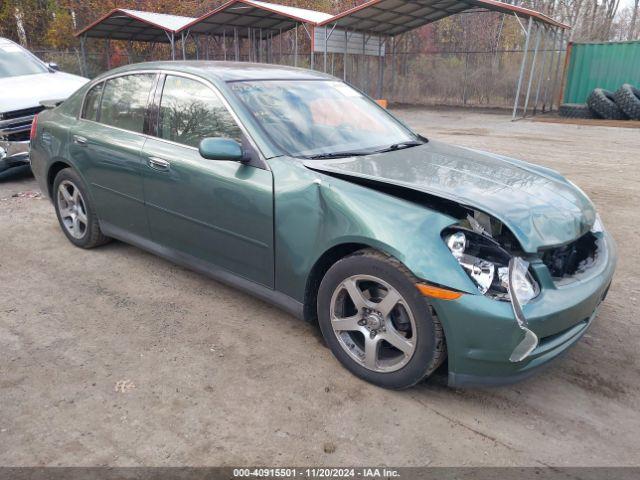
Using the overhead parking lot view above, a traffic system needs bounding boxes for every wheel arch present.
[303,241,405,323]
[47,159,73,198]
[303,243,371,322]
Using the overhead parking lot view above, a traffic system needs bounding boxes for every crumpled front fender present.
[271,158,479,303]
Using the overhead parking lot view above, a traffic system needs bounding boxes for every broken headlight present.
[591,213,605,233]
[444,228,539,303]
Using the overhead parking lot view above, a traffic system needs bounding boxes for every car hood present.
[0,72,88,112]
[303,140,596,252]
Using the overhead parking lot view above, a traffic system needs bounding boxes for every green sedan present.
[29,62,616,389]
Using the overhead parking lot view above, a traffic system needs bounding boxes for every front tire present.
[53,168,110,249]
[318,249,446,389]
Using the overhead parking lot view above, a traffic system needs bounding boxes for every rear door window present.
[99,74,155,133]
[157,75,242,148]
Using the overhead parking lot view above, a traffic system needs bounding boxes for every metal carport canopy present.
[317,0,570,34]
[75,9,196,43]
[180,0,334,38]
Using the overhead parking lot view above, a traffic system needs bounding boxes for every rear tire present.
[587,88,628,120]
[53,168,110,249]
[317,249,446,389]
[613,84,640,120]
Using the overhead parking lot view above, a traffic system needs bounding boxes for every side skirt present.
[100,222,305,320]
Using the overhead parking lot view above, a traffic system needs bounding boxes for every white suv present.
[0,37,88,173]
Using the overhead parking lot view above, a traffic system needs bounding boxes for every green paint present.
[30,62,617,386]
[564,40,640,104]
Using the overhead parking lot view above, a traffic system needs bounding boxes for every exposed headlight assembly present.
[444,227,540,361]
[591,213,605,233]
[508,257,539,362]
[444,228,539,303]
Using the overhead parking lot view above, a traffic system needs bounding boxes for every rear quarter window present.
[82,82,103,121]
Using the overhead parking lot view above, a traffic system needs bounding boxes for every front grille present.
[0,105,45,141]
[1,106,45,121]
[541,231,599,278]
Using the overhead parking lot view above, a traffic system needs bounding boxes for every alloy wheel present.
[57,180,88,239]
[329,274,417,373]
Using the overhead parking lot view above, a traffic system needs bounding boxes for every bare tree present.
[629,0,640,39]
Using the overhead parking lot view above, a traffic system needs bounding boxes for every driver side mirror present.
[47,62,60,71]
[199,137,244,162]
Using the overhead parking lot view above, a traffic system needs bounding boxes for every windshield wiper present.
[302,136,428,160]
[303,151,373,160]
[373,139,425,154]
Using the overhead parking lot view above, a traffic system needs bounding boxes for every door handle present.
[148,156,171,171]
[73,135,88,146]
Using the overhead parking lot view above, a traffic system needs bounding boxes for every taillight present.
[29,113,38,140]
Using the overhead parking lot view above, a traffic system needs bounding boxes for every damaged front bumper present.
[0,139,30,172]
[431,231,617,388]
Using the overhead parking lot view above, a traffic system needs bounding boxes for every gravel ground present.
[1,108,638,467]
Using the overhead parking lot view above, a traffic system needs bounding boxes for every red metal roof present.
[178,0,332,38]
[318,0,570,33]
[75,9,195,41]
[75,0,569,44]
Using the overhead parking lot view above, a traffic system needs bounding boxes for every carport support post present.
[234,28,239,61]
[532,26,549,115]
[538,28,556,113]
[248,28,252,62]
[522,23,542,118]
[549,29,566,111]
[323,24,336,73]
[462,52,469,105]
[181,32,186,60]
[324,27,328,72]
[305,25,314,70]
[512,16,533,120]
[343,28,348,80]
[170,33,175,60]
[294,23,298,67]
[390,36,396,99]
[362,33,366,92]
[223,30,227,61]
[377,38,384,99]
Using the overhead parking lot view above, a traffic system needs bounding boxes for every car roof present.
[97,61,335,83]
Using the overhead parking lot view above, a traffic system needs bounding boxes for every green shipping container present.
[563,40,640,104]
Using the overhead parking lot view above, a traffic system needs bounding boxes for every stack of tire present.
[559,84,640,120]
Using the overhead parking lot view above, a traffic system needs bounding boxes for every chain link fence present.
[32,47,565,112]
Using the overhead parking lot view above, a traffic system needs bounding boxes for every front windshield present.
[229,80,418,158]
[0,42,48,79]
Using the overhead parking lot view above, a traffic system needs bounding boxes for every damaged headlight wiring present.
[443,218,539,304]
